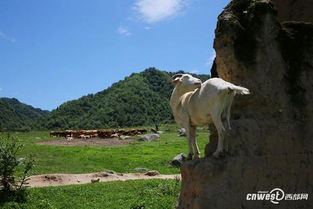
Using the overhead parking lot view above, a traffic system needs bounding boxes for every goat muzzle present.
[194,82,202,88]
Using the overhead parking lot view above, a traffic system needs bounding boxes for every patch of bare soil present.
[28,172,181,188]
[36,137,136,147]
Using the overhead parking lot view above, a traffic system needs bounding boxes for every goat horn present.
[171,74,183,80]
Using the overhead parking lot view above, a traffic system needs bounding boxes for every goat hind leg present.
[226,94,234,130]
[225,94,234,152]
[213,130,226,158]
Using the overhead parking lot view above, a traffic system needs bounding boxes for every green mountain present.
[36,68,209,130]
[0,98,49,131]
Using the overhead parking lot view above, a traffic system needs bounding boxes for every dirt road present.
[28,171,181,188]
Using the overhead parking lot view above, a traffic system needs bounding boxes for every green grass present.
[0,125,209,208]
[1,125,209,175]
[1,179,181,209]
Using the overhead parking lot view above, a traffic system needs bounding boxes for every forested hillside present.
[0,98,49,131]
[36,68,209,130]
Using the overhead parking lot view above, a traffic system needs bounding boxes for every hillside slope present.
[0,98,49,131]
[36,68,209,130]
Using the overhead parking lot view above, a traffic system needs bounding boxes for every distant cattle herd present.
[50,129,147,139]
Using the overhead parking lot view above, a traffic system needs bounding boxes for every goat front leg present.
[190,126,200,159]
[183,122,194,160]
[211,110,226,158]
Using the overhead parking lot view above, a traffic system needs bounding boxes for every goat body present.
[170,74,250,158]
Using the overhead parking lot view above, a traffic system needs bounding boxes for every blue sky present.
[0,0,229,110]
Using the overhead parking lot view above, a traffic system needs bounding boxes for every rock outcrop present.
[271,0,313,22]
[177,0,313,208]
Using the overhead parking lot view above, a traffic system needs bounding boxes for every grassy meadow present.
[0,125,210,209]
[2,179,181,209]
[7,125,209,175]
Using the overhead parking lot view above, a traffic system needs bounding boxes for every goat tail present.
[228,86,250,95]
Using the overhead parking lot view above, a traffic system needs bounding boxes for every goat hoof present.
[212,152,220,158]
[219,151,226,158]
[194,153,200,159]
[212,151,224,158]
[187,153,194,160]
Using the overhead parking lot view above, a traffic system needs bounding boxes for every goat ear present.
[171,74,183,80]
[171,77,181,84]
[171,74,183,84]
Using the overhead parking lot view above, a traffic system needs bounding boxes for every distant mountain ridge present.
[0,97,49,131]
[35,68,209,130]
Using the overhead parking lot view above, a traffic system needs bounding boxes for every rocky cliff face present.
[177,0,313,208]
[271,0,313,22]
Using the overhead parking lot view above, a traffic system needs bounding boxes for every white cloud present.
[0,31,16,43]
[144,26,152,30]
[0,88,3,93]
[134,0,186,23]
[117,26,131,36]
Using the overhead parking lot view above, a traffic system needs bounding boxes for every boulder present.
[140,134,160,142]
[178,128,186,137]
[91,178,100,183]
[145,170,160,176]
[170,153,187,167]
[105,170,115,174]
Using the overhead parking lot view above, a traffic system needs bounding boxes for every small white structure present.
[170,74,250,158]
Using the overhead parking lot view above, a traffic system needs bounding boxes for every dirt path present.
[28,171,181,188]
[36,137,136,147]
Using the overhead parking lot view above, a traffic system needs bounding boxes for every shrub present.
[0,134,34,202]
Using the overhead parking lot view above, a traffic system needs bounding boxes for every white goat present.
[170,74,250,158]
